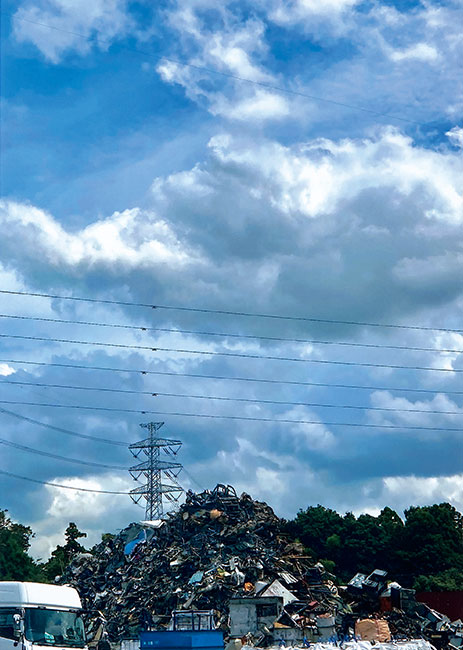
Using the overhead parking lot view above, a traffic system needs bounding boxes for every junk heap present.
[60,485,462,648]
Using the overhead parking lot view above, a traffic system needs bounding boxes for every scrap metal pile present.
[59,485,462,648]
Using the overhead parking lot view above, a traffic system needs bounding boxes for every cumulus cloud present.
[0,203,198,270]
[1,128,462,333]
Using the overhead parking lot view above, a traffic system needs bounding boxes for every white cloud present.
[13,0,133,63]
[267,0,360,28]
[388,42,439,63]
[29,473,145,559]
[383,474,463,512]
[446,126,463,148]
[369,390,463,429]
[1,128,462,331]
[0,364,16,377]
[212,89,289,121]
[155,3,283,123]
[0,203,199,270]
[206,436,463,519]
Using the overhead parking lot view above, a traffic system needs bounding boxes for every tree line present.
[284,502,463,591]
[1,502,463,591]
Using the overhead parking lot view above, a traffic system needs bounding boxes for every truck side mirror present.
[13,614,24,639]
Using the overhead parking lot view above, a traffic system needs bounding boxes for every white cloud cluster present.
[156,3,287,123]
[11,0,462,129]
[0,203,198,270]
[266,0,360,32]
[1,128,462,330]
[13,0,133,63]
[383,474,463,513]
[154,0,462,128]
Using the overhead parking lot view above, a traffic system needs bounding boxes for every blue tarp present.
[124,530,146,555]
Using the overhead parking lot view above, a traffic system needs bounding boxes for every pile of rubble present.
[59,485,462,649]
[61,486,340,642]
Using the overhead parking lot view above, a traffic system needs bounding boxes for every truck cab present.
[0,583,86,650]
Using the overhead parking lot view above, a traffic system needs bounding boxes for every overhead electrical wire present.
[0,398,461,433]
[0,467,200,497]
[4,13,427,128]
[3,378,463,417]
[1,312,462,354]
[0,332,460,373]
[0,436,127,469]
[0,405,127,446]
[1,289,461,333]
[0,469,131,494]
[1,357,461,396]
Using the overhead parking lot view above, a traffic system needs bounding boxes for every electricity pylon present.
[129,422,183,520]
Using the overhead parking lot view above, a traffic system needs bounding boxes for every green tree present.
[0,510,44,581]
[285,505,344,559]
[44,523,88,581]
[285,501,463,588]
[414,568,463,592]
[396,503,463,585]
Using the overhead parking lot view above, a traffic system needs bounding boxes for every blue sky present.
[1,0,463,558]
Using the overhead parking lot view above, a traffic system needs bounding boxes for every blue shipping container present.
[140,630,224,650]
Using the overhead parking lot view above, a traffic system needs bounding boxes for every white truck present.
[0,583,87,650]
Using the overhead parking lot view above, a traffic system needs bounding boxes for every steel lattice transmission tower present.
[129,422,183,520]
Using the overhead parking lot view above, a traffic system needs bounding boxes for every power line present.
[0,405,128,446]
[0,398,461,433]
[3,378,463,417]
[5,12,427,127]
[2,357,462,396]
[0,468,131,494]
[0,436,127,469]
[1,312,462,354]
[0,332,460,373]
[182,467,204,491]
[1,289,460,333]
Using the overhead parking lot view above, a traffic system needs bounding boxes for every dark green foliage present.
[414,569,463,592]
[43,523,88,581]
[285,502,463,588]
[397,503,463,582]
[0,510,44,581]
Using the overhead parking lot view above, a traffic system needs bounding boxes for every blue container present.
[140,630,224,650]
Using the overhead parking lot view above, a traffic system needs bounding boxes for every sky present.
[1,0,463,560]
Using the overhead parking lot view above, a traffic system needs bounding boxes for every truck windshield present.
[24,609,85,647]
